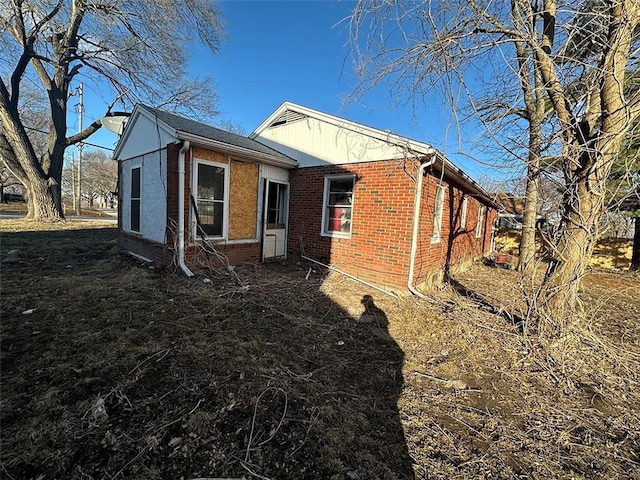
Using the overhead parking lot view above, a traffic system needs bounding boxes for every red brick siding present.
[118,231,170,266]
[289,160,496,290]
[412,171,493,287]
[165,143,261,269]
[288,160,416,290]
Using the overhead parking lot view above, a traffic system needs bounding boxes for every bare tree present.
[349,0,640,334]
[0,163,23,202]
[1,0,223,221]
[63,150,116,210]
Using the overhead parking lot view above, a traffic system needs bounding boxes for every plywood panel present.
[193,147,228,164]
[229,160,259,239]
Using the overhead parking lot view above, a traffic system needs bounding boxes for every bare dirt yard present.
[2,221,639,479]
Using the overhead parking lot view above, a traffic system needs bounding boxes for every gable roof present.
[251,101,496,206]
[114,104,297,168]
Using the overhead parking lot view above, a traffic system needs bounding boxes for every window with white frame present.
[460,196,468,229]
[130,166,141,233]
[476,205,486,238]
[431,184,445,243]
[194,160,228,238]
[322,175,355,236]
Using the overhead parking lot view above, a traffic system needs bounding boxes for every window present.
[322,175,354,236]
[194,161,228,238]
[431,185,445,243]
[476,206,486,238]
[460,196,468,229]
[130,166,141,233]
[266,182,287,228]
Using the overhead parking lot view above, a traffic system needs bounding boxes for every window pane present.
[327,206,351,232]
[131,199,140,232]
[267,208,278,224]
[198,164,225,201]
[198,201,223,236]
[323,177,354,235]
[328,193,352,206]
[329,179,353,194]
[131,167,141,198]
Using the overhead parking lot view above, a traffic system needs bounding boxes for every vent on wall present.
[268,110,308,128]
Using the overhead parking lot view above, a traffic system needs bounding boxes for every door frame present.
[261,178,290,262]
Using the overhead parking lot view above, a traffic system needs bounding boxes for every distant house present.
[114,102,497,292]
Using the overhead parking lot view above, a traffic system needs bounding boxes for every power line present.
[23,126,115,151]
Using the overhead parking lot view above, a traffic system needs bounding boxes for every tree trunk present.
[631,216,640,271]
[518,125,541,273]
[534,170,601,336]
[25,175,63,221]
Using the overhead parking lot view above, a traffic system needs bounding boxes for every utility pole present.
[75,83,83,216]
[71,151,76,212]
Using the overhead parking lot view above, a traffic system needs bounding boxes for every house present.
[251,102,497,291]
[113,104,298,271]
[114,102,497,293]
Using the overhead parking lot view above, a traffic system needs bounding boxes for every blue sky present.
[82,0,507,183]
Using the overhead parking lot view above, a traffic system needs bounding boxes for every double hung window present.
[476,206,486,238]
[194,161,228,238]
[130,166,141,233]
[431,185,445,243]
[460,196,468,229]
[322,175,355,236]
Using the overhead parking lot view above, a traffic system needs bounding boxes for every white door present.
[262,179,289,261]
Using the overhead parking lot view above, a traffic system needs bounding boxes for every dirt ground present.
[2,222,639,479]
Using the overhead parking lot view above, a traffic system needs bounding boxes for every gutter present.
[177,141,194,277]
[408,155,437,298]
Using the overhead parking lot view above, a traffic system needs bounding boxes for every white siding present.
[255,117,408,167]
[120,148,168,244]
[116,113,175,162]
[261,164,289,182]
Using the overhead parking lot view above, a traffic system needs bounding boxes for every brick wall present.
[412,171,493,288]
[165,142,261,269]
[118,231,170,266]
[288,160,416,290]
[289,159,497,291]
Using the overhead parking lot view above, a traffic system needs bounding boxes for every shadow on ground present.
[1,227,414,479]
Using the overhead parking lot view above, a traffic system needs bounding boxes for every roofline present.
[113,104,150,159]
[114,104,297,168]
[252,101,496,206]
[177,131,298,168]
[250,101,435,155]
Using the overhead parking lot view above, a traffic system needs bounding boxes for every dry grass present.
[2,221,640,479]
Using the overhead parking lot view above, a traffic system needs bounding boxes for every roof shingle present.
[142,105,293,162]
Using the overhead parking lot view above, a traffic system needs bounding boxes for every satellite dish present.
[101,111,131,135]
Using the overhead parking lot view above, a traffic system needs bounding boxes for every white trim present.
[128,162,142,234]
[476,205,486,238]
[431,184,445,244]
[114,105,176,159]
[192,158,230,241]
[262,179,290,261]
[194,238,259,245]
[321,174,355,238]
[460,196,468,229]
